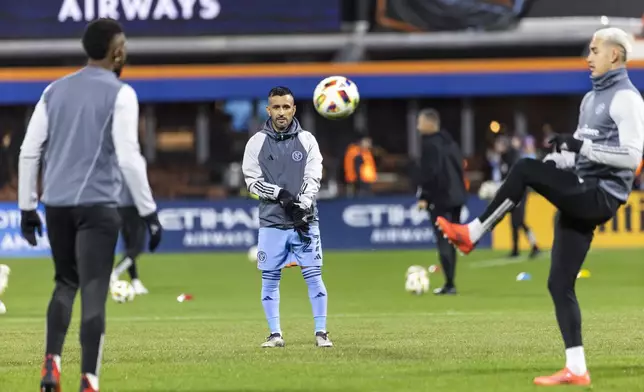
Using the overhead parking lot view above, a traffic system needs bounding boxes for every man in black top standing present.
[415,109,467,295]
[496,136,540,258]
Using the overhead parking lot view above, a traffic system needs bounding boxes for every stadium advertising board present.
[0,0,341,39]
[0,196,490,257]
[492,191,644,250]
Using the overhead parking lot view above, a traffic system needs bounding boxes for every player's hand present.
[142,212,163,252]
[548,133,583,153]
[277,189,296,214]
[20,210,42,247]
[417,200,428,210]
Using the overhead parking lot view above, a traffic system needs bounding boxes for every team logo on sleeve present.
[292,151,303,162]
[257,251,267,263]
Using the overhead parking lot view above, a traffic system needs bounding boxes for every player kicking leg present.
[436,157,624,386]
[0,264,10,314]
[111,206,149,295]
[291,225,332,347]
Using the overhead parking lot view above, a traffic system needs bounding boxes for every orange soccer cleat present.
[80,374,99,392]
[533,368,591,386]
[40,354,61,392]
[435,216,475,255]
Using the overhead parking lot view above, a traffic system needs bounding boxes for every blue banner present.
[0,196,491,258]
[0,0,341,39]
[3,69,644,105]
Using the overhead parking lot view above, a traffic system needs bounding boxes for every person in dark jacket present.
[415,108,467,295]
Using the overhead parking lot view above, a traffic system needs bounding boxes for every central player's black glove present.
[20,210,43,246]
[548,133,583,153]
[277,189,297,216]
[142,212,163,252]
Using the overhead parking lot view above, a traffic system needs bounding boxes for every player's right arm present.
[18,85,51,211]
[242,132,281,200]
[111,84,157,217]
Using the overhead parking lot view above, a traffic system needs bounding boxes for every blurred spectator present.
[343,136,377,197]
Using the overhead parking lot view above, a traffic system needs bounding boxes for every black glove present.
[548,133,583,153]
[20,210,42,247]
[291,205,310,231]
[142,212,163,252]
[277,189,296,216]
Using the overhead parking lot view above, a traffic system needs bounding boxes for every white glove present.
[543,151,576,169]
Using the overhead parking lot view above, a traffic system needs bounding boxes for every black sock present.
[128,260,139,280]
[511,226,519,254]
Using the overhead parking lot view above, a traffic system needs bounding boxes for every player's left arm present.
[18,85,51,211]
[579,89,644,170]
[296,131,323,209]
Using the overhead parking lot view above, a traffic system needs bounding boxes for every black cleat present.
[433,286,457,295]
[529,246,541,259]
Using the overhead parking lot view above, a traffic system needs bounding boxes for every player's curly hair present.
[82,18,124,60]
[268,86,294,99]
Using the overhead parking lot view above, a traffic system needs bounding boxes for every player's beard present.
[114,65,124,78]
[272,117,290,131]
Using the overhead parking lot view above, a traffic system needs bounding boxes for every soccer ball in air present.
[313,76,360,119]
[405,266,430,295]
[110,280,135,303]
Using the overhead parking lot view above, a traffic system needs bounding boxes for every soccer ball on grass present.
[313,76,360,120]
[110,280,135,303]
[405,265,430,295]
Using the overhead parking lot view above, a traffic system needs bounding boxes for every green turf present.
[1,248,643,391]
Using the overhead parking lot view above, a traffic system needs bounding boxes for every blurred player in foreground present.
[437,27,644,386]
[18,18,162,392]
[242,86,331,348]
[415,109,467,295]
[110,185,150,295]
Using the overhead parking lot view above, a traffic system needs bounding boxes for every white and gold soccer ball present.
[110,280,135,303]
[405,266,430,295]
[478,180,501,201]
[313,76,360,120]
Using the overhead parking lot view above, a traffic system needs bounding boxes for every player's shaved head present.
[82,18,127,77]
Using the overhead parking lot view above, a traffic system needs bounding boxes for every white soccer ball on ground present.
[405,267,430,295]
[313,76,360,120]
[110,280,135,303]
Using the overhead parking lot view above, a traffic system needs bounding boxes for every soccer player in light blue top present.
[242,86,331,348]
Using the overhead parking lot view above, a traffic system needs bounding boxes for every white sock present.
[85,373,99,390]
[53,354,61,371]
[526,230,537,246]
[467,219,484,243]
[113,257,133,278]
[565,346,587,376]
[469,198,515,243]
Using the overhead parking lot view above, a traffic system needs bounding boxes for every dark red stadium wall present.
[0,58,644,104]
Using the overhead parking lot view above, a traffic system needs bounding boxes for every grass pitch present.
[0,248,643,391]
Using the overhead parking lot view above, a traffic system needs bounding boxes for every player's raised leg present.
[112,206,149,295]
[292,226,332,347]
[534,213,593,386]
[257,227,290,348]
[436,158,587,254]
